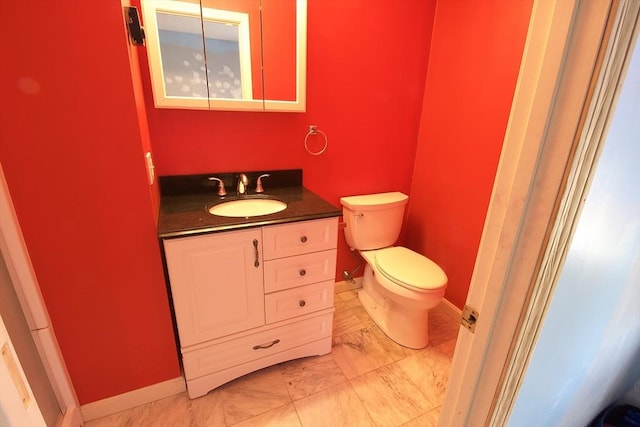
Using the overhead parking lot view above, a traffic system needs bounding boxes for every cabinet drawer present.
[262,218,338,260]
[263,249,337,293]
[182,311,333,380]
[265,280,334,324]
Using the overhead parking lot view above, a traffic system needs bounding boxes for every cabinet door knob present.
[299,300,306,307]
[299,269,306,276]
[300,235,308,243]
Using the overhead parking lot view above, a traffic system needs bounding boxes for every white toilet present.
[340,192,448,349]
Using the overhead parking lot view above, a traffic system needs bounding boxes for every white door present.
[0,312,46,427]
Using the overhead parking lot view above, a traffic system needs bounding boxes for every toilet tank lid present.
[340,192,408,210]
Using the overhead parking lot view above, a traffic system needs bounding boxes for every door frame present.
[0,311,46,426]
[439,0,640,425]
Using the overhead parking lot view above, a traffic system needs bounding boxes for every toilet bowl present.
[340,192,448,349]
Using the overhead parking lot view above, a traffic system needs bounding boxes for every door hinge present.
[461,305,479,333]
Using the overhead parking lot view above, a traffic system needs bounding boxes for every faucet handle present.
[208,177,227,196]
[255,174,270,193]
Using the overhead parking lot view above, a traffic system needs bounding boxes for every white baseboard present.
[439,298,462,322]
[80,377,186,422]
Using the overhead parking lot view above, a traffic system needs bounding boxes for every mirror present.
[140,0,306,112]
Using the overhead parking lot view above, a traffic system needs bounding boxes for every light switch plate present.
[145,152,155,185]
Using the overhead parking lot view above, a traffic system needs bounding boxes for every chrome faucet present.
[237,173,249,195]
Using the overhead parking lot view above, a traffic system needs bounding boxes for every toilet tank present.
[340,192,409,250]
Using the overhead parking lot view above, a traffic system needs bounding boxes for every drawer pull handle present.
[253,339,280,350]
[299,300,306,307]
[299,269,306,276]
[300,235,308,243]
[253,239,260,268]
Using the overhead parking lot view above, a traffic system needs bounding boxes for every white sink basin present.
[208,198,287,218]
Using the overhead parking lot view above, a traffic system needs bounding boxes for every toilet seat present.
[375,247,447,291]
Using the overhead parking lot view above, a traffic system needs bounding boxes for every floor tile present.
[187,389,227,426]
[281,354,348,400]
[334,294,362,312]
[331,327,395,379]
[294,382,376,427]
[333,304,367,336]
[401,406,441,427]
[350,363,434,427]
[428,306,460,347]
[366,325,423,362]
[229,403,301,427]
[397,348,452,408]
[217,364,292,425]
[83,411,130,427]
[349,303,377,328]
[89,389,228,427]
[336,289,359,302]
[434,337,457,358]
[334,280,361,294]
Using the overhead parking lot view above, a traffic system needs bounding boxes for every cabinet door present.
[163,229,264,347]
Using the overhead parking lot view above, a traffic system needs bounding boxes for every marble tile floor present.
[86,287,460,427]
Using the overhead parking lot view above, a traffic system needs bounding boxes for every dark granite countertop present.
[158,184,341,239]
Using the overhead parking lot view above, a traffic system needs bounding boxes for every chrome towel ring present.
[304,125,328,156]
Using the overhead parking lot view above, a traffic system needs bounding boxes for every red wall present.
[0,0,435,405]
[143,0,438,281]
[0,0,532,405]
[0,1,180,404]
[406,0,533,309]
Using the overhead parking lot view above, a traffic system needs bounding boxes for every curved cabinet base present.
[186,336,332,399]
[182,309,332,378]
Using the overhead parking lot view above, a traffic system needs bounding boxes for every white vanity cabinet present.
[163,217,338,398]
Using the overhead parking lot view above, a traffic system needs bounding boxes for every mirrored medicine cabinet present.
[140,0,306,112]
